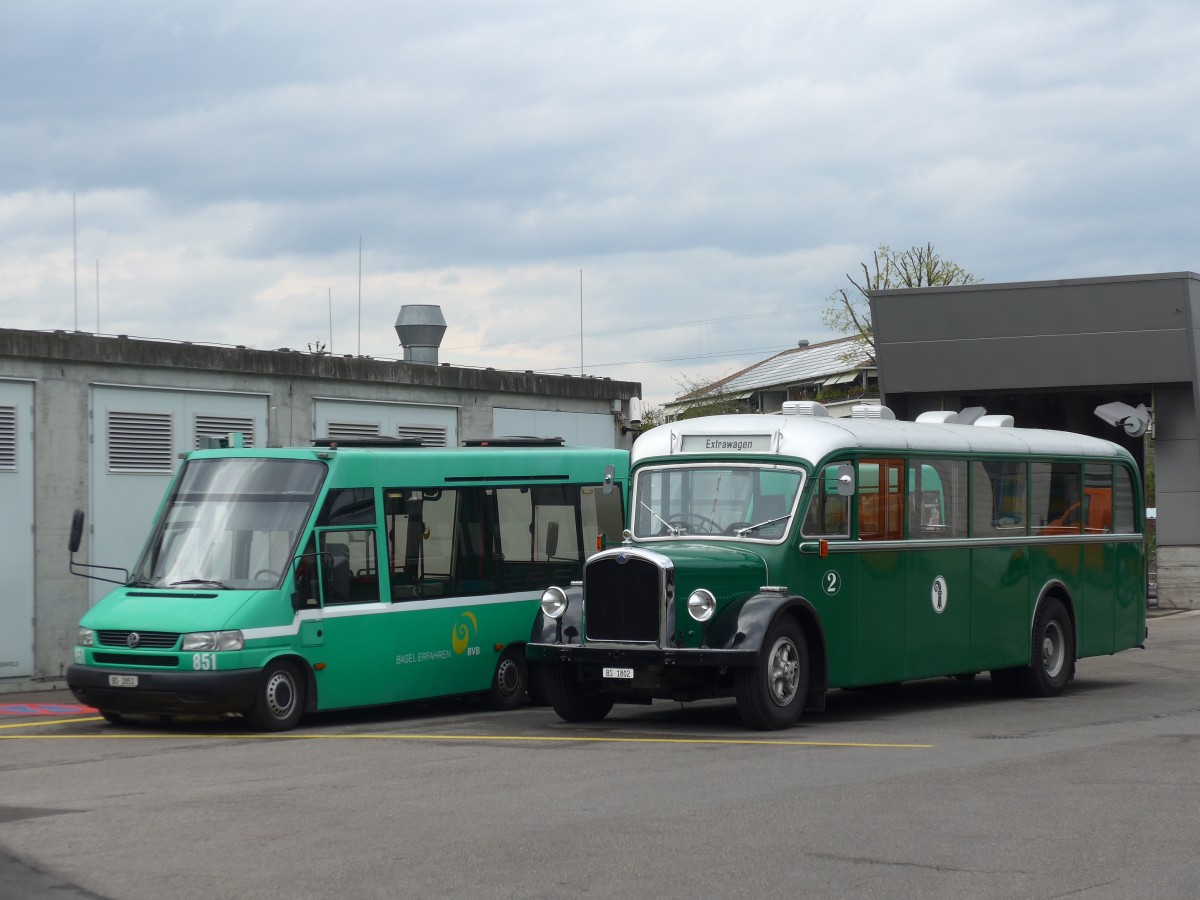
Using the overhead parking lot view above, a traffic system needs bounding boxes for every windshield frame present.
[130,456,328,591]
[630,461,807,544]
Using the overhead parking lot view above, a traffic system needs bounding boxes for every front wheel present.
[244,660,305,731]
[1015,597,1075,697]
[735,616,809,730]
[542,665,614,722]
[487,647,528,710]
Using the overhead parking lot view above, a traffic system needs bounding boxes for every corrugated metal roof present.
[676,336,873,401]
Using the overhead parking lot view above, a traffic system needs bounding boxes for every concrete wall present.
[0,329,641,692]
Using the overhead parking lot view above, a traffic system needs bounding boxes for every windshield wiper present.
[638,500,680,536]
[168,578,230,589]
[734,514,791,537]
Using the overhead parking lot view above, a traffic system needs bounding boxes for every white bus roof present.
[632,414,1131,467]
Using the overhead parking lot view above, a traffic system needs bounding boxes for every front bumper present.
[526,642,758,667]
[67,664,261,716]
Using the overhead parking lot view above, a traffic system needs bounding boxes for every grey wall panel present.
[879,331,1190,392]
[1156,491,1200,545]
[1154,385,1197,441]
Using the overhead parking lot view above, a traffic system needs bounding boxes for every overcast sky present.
[2,1,1197,405]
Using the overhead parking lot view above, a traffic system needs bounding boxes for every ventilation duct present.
[394,305,447,365]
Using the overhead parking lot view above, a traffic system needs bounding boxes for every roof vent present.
[781,401,829,417]
[796,339,810,348]
[394,305,447,365]
[916,411,959,424]
[852,404,895,420]
[974,414,1015,428]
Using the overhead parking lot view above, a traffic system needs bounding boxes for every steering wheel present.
[252,568,281,581]
[667,513,722,535]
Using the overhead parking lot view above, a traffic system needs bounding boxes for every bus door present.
[383,486,495,701]
[801,462,857,685]
[904,460,972,679]
[302,487,391,709]
[854,459,908,685]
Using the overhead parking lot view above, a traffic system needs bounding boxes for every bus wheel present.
[735,617,808,730]
[245,660,305,731]
[542,666,614,722]
[99,710,125,725]
[487,647,528,710]
[1016,597,1075,697]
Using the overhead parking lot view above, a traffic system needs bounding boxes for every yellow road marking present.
[0,725,931,749]
[0,716,105,729]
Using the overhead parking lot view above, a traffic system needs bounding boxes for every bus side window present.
[1032,462,1083,535]
[319,530,379,604]
[908,459,967,538]
[318,488,377,526]
[972,461,1026,536]
[802,463,849,537]
[1113,465,1137,534]
[859,459,904,541]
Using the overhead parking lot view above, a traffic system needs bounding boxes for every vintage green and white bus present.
[68,437,627,730]
[527,404,1147,729]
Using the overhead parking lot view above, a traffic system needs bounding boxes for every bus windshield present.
[131,458,327,590]
[632,464,804,539]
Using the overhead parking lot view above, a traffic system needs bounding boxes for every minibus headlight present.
[541,587,569,620]
[687,589,716,623]
[77,628,95,647]
[182,630,244,652]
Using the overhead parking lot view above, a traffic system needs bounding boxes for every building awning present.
[823,371,860,386]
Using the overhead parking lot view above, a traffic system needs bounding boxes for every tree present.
[666,375,746,421]
[821,243,979,356]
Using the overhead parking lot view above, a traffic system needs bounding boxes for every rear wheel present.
[1015,597,1075,697]
[542,665,614,722]
[735,616,809,730]
[245,660,305,731]
[99,710,125,725]
[487,647,528,710]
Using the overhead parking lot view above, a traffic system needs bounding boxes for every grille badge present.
[126,632,141,648]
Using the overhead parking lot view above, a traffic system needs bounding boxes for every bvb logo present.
[451,611,478,655]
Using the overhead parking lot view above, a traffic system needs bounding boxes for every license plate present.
[108,674,138,688]
[603,667,634,679]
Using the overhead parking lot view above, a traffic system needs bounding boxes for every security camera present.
[627,397,644,427]
[1094,402,1151,438]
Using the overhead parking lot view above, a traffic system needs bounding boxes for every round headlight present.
[541,586,569,620]
[687,589,716,623]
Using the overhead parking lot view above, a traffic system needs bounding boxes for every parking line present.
[0,728,931,748]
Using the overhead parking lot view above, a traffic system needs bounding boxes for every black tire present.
[99,710,124,725]
[735,616,809,730]
[244,659,305,731]
[1015,597,1075,697]
[487,646,528,710]
[542,665,615,722]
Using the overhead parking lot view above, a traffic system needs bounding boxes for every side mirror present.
[545,521,560,559]
[69,509,85,554]
[836,465,855,497]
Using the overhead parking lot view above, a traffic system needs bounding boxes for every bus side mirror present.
[69,510,85,554]
[836,465,855,497]
[545,521,559,558]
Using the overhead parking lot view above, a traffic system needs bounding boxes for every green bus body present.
[527,410,1147,729]
[68,442,628,729]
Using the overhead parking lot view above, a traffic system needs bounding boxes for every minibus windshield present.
[130,458,327,590]
[632,464,804,540]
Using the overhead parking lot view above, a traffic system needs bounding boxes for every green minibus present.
[527,404,1146,729]
[68,437,627,730]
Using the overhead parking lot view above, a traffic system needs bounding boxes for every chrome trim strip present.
[821,533,1144,553]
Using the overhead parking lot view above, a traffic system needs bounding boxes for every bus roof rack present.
[311,437,424,448]
[462,436,566,447]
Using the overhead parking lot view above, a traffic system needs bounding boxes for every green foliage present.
[670,375,745,420]
[821,243,980,356]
